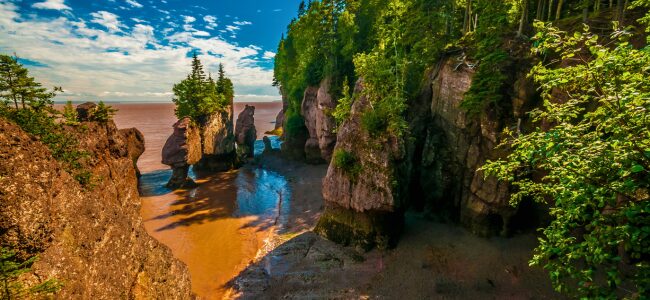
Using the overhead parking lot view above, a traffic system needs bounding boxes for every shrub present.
[90,101,117,123]
[360,107,389,138]
[0,247,62,299]
[333,149,361,179]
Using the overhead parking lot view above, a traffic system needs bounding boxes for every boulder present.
[235,104,257,160]
[263,136,273,153]
[119,127,145,177]
[162,117,201,189]
[195,107,238,172]
[76,102,97,121]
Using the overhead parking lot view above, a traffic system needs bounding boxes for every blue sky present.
[0,0,303,102]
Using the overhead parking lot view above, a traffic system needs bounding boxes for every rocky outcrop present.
[0,117,193,299]
[316,55,540,249]
[76,102,97,121]
[162,117,202,189]
[300,86,322,163]
[420,58,540,236]
[315,80,407,250]
[119,127,145,177]
[300,79,338,164]
[235,105,257,161]
[263,136,273,153]
[315,78,338,161]
[195,106,238,172]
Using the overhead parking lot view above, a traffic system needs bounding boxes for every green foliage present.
[1,247,62,299]
[0,54,91,186]
[62,101,79,125]
[283,112,307,139]
[461,0,516,115]
[333,149,361,179]
[90,101,117,123]
[332,77,353,129]
[173,54,233,122]
[0,55,59,111]
[482,23,650,298]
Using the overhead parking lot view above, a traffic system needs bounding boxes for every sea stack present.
[161,117,202,189]
[235,104,257,161]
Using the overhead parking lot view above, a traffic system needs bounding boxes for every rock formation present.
[76,102,97,121]
[315,80,406,250]
[235,104,257,161]
[195,106,238,172]
[162,117,202,189]
[0,116,193,298]
[316,56,541,249]
[299,78,338,164]
[119,127,145,177]
[263,136,273,153]
[420,58,540,236]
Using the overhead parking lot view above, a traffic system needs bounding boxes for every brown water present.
[106,102,286,299]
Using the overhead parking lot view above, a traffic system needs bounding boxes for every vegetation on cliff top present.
[0,54,98,186]
[172,53,234,122]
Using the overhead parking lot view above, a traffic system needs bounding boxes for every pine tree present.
[298,0,306,16]
[0,55,56,110]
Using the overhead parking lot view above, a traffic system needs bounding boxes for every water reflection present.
[138,167,198,196]
[254,135,282,156]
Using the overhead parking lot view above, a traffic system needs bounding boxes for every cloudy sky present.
[0,0,302,102]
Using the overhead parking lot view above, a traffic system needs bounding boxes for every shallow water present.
[139,164,290,298]
[102,102,287,298]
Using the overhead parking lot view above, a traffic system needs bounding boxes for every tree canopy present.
[172,53,233,122]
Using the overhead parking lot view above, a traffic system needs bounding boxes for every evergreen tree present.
[172,56,234,121]
[0,55,57,110]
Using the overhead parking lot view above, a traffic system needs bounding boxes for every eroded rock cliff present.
[0,117,193,299]
[195,106,238,172]
[316,55,542,248]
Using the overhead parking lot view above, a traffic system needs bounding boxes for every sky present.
[0,0,303,102]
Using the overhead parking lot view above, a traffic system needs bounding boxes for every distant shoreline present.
[53,100,283,104]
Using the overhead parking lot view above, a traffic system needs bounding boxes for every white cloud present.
[203,15,217,29]
[32,0,71,11]
[263,51,275,59]
[273,9,282,12]
[90,11,123,32]
[131,17,147,23]
[0,2,276,102]
[233,21,252,26]
[125,0,143,8]
[225,25,240,32]
[182,15,196,23]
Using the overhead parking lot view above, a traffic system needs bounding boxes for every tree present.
[0,55,57,110]
[172,55,233,122]
[62,100,79,125]
[483,22,650,298]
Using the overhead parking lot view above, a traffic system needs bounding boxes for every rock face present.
[235,105,257,160]
[299,78,338,164]
[315,79,407,250]
[0,117,193,299]
[194,107,238,172]
[300,86,322,164]
[162,117,202,189]
[316,56,541,249]
[420,58,540,236]
[119,127,145,177]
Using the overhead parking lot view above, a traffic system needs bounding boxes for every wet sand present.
[106,102,288,299]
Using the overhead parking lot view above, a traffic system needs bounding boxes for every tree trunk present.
[536,0,544,20]
[548,0,554,21]
[463,0,471,34]
[555,0,564,20]
[616,0,624,23]
[518,0,529,37]
[582,0,589,23]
